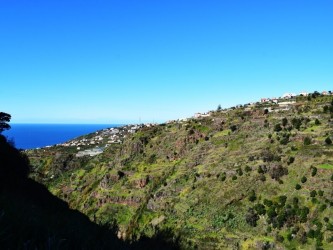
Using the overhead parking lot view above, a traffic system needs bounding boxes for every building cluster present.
[53,123,157,157]
[260,90,332,103]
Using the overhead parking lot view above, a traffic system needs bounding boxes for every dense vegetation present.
[27,95,333,249]
[0,122,177,249]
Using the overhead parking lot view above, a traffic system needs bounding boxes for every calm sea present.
[3,124,121,150]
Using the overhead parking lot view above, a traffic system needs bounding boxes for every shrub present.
[318,190,324,196]
[245,209,259,227]
[315,119,321,125]
[220,172,226,182]
[295,184,301,190]
[282,118,288,127]
[301,176,307,183]
[248,190,256,202]
[236,168,243,176]
[278,195,287,207]
[274,124,282,132]
[276,235,284,242]
[287,156,295,165]
[244,166,252,172]
[325,137,332,145]
[258,165,266,174]
[327,223,333,231]
[304,137,312,145]
[310,190,317,197]
[280,137,289,145]
[311,167,317,177]
[263,199,273,207]
[230,125,237,132]
[269,165,288,180]
[232,175,237,181]
[319,204,327,212]
[267,206,277,219]
[254,204,266,215]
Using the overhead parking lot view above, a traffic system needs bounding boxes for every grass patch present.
[318,164,333,169]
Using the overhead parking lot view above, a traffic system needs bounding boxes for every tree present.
[0,112,11,133]
[217,104,222,111]
[282,117,288,127]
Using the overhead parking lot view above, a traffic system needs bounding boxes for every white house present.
[282,93,296,99]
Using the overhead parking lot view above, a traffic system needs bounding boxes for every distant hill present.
[27,94,333,249]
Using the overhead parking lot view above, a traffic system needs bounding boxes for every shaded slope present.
[0,135,178,249]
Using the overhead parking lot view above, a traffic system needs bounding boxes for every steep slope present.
[0,135,178,249]
[28,95,333,249]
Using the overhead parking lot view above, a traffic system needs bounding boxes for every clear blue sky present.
[1,0,332,124]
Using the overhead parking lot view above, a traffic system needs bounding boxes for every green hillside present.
[28,95,333,249]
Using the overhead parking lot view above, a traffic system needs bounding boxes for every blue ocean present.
[3,124,120,150]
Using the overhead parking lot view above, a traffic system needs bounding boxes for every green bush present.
[278,195,287,206]
[220,172,226,181]
[304,137,312,145]
[301,176,307,183]
[245,209,259,227]
[236,168,243,176]
[274,124,282,132]
[254,204,266,215]
[230,125,237,132]
[263,199,273,207]
[244,166,252,172]
[288,156,295,165]
[325,137,332,145]
[248,190,256,202]
[295,184,301,190]
[310,190,317,197]
[319,204,327,212]
[276,234,284,242]
[311,167,318,177]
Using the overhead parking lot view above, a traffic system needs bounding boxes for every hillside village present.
[55,124,157,157]
[192,90,332,119]
[35,90,332,159]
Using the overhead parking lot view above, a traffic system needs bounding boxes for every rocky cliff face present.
[28,96,333,249]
